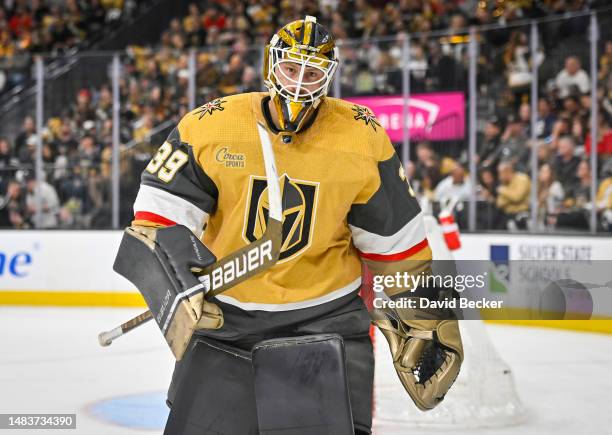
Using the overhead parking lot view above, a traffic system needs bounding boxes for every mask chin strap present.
[281,99,309,132]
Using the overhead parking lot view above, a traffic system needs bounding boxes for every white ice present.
[0,307,610,435]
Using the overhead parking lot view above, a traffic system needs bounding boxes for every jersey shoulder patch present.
[179,93,254,147]
[323,97,392,161]
[192,97,228,120]
[350,103,382,132]
[325,98,381,130]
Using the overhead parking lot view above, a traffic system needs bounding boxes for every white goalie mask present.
[263,16,339,132]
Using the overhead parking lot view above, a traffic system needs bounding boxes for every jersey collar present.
[258,94,321,137]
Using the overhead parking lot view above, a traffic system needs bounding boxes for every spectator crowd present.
[0,0,151,94]
[1,0,612,232]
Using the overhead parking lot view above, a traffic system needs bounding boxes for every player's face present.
[275,61,326,96]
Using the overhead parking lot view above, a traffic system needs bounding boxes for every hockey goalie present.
[113,16,463,435]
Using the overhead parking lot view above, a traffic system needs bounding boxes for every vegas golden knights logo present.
[244,174,318,261]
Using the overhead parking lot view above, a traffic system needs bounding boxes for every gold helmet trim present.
[263,16,339,133]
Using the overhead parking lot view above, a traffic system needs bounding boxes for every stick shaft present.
[98,310,153,346]
[122,310,153,333]
[99,121,282,348]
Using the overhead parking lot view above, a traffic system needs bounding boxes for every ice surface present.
[0,307,610,434]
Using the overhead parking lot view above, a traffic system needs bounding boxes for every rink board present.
[1,230,611,333]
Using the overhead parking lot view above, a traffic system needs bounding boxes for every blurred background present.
[1,0,612,235]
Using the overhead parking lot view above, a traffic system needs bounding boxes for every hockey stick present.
[98,122,283,347]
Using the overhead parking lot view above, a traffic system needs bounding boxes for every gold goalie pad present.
[370,307,464,411]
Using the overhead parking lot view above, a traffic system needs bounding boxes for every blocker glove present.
[114,224,223,359]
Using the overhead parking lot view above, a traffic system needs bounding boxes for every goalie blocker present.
[113,224,224,360]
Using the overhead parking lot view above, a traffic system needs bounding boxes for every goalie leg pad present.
[252,334,354,435]
[164,336,259,435]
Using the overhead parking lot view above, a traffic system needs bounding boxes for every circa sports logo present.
[193,98,226,119]
[243,174,319,262]
[215,147,246,168]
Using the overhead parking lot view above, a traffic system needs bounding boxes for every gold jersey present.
[133,92,430,310]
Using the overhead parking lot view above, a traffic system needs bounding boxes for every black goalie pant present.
[164,291,374,435]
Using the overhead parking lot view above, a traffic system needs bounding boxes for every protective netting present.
[371,216,527,429]
[374,320,527,429]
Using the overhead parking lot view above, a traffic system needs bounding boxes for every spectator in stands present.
[414,142,443,195]
[353,61,376,95]
[565,160,592,209]
[24,172,60,228]
[443,14,468,63]
[94,85,113,124]
[537,163,564,229]
[8,5,32,38]
[75,135,100,170]
[496,160,531,229]
[409,43,428,92]
[484,114,529,172]
[561,94,582,119]
[57,163,87,213]
[0,138,17,189]
[585,115,612,157]
[0,0,134,71]
[196,52,222,93]
[505,31,532,97]
[41,141,56,178]
[478,167,497,203]
[478,116,502,167]
[555,56,590,98]
[434,161,472,207]
[14,115,35,159]
[3,0,609,231]
[133,112,154,143]
[372,50,400,94]
[202,6,227,32]
[52,123,79,158]
[426,39,464,91]
[555,160,592,230]
[537,139,554,167]
[240,66,259,93]
[0,179,28,228]
[599,40,612,82]
[17,135,38,167]
[182,3,205,46]
[551,135,581,191]
[0,137,16,167]
[83,0,107,38]
[549,116,571,151]
[219,53,244,94]
[475,165,512,229]
[518,102,531,137]
[536,97,557,139]
[597,161,612,231]
[72,88,96,128]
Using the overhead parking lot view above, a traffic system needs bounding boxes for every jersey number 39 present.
[146,142,188,183]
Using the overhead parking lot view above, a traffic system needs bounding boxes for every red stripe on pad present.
[134,211,176,226]
[358,238,429,262]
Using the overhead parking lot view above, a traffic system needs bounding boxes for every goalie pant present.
[164,290,374,435]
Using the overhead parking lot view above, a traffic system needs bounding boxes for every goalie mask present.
[263,16,339,133]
